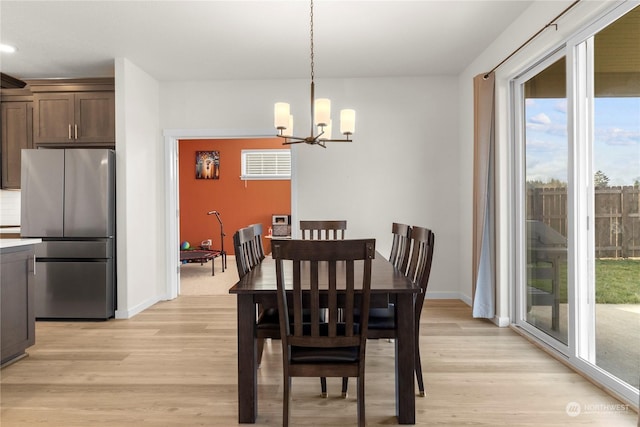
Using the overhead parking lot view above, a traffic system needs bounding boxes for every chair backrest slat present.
[389,222,411,274]
[248,223,266,261]
[344,259,355,337]
[300,220,347,240]
[292,260,303,337]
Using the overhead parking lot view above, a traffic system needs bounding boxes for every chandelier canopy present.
[273,0,355,148]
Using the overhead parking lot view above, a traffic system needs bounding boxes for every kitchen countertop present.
[0,238,42,250]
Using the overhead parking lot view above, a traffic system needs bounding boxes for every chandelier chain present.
[310,0,314,83]
[273,0,353,146]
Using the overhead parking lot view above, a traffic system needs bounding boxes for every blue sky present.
[525,97,640,186]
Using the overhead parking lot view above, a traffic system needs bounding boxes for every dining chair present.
[233,226,258,278]
[300,220,347,240]
[346,225,435,397]
[405,226,435,397]
[272,238,375,427]
[299,219,348,396]
[233,226,274,365]
[362,222,412,339]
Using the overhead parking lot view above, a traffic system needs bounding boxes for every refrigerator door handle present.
[33,255,36,276]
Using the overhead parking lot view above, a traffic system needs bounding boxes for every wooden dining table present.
[229,251,420,424]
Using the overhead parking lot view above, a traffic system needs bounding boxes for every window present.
[240,149,291,180]
[518,53,569,346]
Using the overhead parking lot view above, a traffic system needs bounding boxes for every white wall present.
[114,58,163,318]
[160,76,462,299]
[293,77,461,299]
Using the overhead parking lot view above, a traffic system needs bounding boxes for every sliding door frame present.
[512,46,571,356]
[510,0,639,407]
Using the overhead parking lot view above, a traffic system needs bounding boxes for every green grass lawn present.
[529,258,640,304]
[595,259,640,304]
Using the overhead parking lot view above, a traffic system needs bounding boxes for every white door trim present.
[163,128,278,299]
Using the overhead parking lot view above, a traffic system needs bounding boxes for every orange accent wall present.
[178,138,290,255]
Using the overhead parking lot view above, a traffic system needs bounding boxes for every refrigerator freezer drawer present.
[35,260,114,319]
[35,240,113,259]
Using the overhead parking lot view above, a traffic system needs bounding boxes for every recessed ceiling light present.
[0,44,17,53]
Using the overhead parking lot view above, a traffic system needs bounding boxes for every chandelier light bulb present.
[274,102,291,130]
[314,98,331,127]
[0,43,16,53]
[340,109,356,135]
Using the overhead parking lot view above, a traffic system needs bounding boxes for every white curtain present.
[472,73,496,319]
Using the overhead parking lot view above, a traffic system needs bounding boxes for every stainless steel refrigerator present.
[21,148,115,319]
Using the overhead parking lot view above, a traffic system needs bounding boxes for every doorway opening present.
[163,129,296,299]
[177,137,291,296]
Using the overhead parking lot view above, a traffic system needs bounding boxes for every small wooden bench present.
[180,250,226,276]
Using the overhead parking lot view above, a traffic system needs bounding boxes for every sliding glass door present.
[518,54,569,347]
[590,9,640,390]
[514,3,639,404]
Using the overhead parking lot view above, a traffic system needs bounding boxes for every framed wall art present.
[196,151,220,180]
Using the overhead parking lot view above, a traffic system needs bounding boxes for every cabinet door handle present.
[68,124,72,139]
[74,124,78,139]
[33,255,37,276]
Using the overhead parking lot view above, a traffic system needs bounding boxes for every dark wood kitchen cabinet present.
[33,91,115,145]
[29,78,115,147]
[0,243,36,366]
[1,100,33,188]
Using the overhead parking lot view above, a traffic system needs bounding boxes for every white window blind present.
[241,149,291,180]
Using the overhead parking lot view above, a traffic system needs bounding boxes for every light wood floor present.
[1,264,637,426]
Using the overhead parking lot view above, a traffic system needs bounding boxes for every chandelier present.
[273,0,355,148]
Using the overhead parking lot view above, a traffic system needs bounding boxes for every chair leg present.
[320,377,327,398]
[357,376,365,427]
[415,349,425,397]
[257,338,265,367]
[283,376,291,427]
[415,327,425,397]
[341,377,349,398]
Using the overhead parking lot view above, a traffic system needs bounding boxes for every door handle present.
[74,124,78,139]
[33,255,37,276]
[68,124,72,139]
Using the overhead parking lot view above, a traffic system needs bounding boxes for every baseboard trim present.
[115,295,162,319]
[425,292,510,327]
[425,291,470,304]
[494,315,510,327]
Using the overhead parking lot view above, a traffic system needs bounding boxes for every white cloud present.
[530,113,551,125]
[554,100,567,114]
[595,127,640,146]
[525,155,568,183]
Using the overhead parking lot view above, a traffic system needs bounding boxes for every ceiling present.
[0,0,534,82]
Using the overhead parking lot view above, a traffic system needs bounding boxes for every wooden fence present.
[527,186,640,258]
